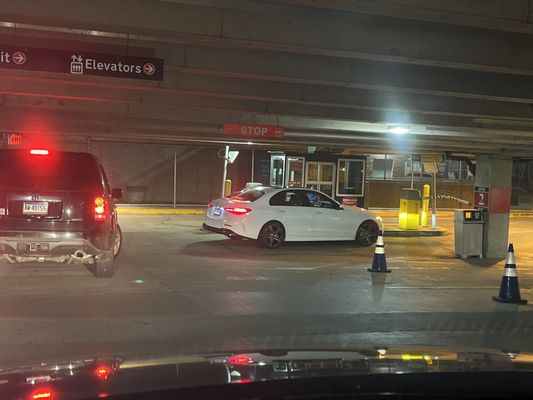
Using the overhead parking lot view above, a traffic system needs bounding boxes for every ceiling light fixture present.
[387,124,410,134]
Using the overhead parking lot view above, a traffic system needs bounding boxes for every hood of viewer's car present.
[0,344,530,399]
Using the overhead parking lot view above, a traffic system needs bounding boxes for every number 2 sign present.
[474,186,490,209]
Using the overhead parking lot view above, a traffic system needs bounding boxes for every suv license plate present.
[22,202,49,215]
[213,207,222,216]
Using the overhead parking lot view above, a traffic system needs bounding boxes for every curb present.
[116,208,533,217]
[383,228,447,237]
[117,208,205,215]
[376,212,454,218]
[510,213,533,218]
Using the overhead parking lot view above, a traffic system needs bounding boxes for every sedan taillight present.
[225,207,251,216]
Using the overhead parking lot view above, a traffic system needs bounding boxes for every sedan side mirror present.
[112,188,123,199]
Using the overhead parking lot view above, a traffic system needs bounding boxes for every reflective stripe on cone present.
[504,268,518,278]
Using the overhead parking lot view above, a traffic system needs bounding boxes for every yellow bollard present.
[224,179,232,197]
[420,184,430,226]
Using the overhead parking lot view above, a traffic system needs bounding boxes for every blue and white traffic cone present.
[368,231,391,273]
[492,244,527,305]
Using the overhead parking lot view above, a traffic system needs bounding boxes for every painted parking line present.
[387,286,499,290]
[275,263,346,271]
[226,276,275,281]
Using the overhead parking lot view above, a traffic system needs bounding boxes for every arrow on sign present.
[12,52,26,65]
[143,63,155,76]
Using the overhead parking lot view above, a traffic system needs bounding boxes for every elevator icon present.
[70,54,83,74]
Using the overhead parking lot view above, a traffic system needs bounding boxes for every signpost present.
[0,44,164,81]
[420,154,444,230]
[223,123,285,138]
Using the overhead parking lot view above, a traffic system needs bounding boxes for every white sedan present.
[203,186,382,249]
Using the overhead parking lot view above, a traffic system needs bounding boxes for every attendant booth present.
[253,151,366,206]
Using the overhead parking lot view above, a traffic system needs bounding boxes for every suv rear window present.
[0,150,102,191]
[229,189,265,202]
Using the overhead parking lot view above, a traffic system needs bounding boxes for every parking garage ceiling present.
[2,0,533,155]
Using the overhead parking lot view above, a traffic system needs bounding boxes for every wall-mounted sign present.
[341,197,358,206]
[223,123,285,138]
[0,45,163,81]
[421,153,444,163]
[474,186,490,209]
[2,132,22,145]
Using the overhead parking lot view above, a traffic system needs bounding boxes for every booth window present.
[336,159,364,196]
[305,162,335,197]
[367,154,473,181]
[371,157,394,179]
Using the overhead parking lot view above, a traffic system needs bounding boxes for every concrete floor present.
[1,215,533,367]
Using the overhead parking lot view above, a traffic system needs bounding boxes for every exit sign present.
[3,133,22,145]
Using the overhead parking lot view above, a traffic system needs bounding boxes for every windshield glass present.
[229,188,265,202]
[0,151,101,190]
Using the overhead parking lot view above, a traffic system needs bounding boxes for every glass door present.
[270,154,285,187]
[305,162,335,196]
[285,157,305,187]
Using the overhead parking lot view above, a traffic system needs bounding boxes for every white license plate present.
[213,207,222,216]
[22,202,49,215]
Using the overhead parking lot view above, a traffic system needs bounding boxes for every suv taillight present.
[30,149,49,156]
[94,196,107,221]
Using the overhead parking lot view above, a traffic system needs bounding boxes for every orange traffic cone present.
[368,231,391,273]
[492,244,527,305]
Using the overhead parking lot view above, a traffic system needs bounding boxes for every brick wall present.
[364,179,475,209]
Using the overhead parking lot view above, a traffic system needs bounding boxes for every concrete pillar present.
[475,155,513,259]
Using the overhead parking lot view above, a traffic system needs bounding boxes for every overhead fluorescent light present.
[387,124,410,134]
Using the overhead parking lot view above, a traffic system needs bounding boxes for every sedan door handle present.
[316,211,323,215]
[278,209,287,213]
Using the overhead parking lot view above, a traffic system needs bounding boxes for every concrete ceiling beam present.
[3,0,533,75]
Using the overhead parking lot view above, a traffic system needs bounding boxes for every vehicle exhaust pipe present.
[73,250,92,260]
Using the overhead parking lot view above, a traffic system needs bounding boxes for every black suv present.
[0,148,122,278]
